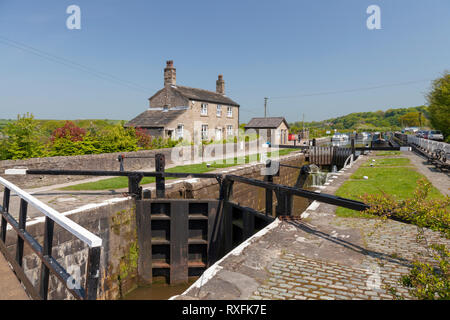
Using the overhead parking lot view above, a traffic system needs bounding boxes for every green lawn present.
[361,157,411,167]
[335,156,443,218]
[374,151,402,156]
[61,148,298,191]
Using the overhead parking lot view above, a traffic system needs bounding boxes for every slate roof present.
[150,85,240,107]
[244,117,289,129]
[124,108,187,128]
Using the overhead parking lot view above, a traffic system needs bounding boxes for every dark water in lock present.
[123,278,198,300]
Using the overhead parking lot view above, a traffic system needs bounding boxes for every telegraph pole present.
[264,97,268,118]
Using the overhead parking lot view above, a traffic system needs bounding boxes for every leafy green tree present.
[97,125,139,153]
[48,134,100,156]
[2,113,45,160]
[399,112,421,127]
[427,71,450,139]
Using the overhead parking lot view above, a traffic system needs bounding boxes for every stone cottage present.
[124,61,240,142]
[244,117,290,145]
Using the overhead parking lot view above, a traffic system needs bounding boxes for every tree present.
[427,71,450,139]
[96,125,139,153]
[47,121,100,156]
[2,113,45,160]
[135,127,152,149]
[49,134,100,156]
[51,121,86,142]
[399,112,421,127]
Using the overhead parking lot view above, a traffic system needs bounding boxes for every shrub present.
[361,179,450,238]
[96,125,139,153]
[48,134,100,156]
[51,121,86,142]
[135,127,152,149]
[2,113,45,159]
[360,178,449,299]
[400,244,449,300]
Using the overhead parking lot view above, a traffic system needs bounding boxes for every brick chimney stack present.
[164,60,176,86]
[216,74,225,95]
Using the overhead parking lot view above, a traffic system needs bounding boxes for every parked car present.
[427,130,444,141]
[416,130,426,138]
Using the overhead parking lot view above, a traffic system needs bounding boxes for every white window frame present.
[201,103,208,115]
[216,105,222,117]
[177,124,184,139]
[201,124,208,140]
[227,125,233,137]
[227,106,232,117]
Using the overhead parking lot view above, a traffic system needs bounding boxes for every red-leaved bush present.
[135,127,152,149]
[51,121,86,142]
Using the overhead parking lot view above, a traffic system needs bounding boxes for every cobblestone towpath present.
[174,151,449,300]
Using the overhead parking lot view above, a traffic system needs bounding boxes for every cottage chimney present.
[216,74,225,95]
[164,60,176,86]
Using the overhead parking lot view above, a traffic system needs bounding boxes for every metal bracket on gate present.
[219,177,234,201]
[127,173,144,200]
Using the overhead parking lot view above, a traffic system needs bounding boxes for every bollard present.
[264,160,273,216]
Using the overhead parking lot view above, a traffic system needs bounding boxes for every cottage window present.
[227,125,233,137]
[201,125,208,140]
[177,124,184,139]
[227,106,232,117]
[217,105,222,117]
[201,103,208,115]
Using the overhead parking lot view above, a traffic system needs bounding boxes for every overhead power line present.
[0,35,152,94]
[269,79,432,100]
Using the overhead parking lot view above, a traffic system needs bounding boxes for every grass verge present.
[61,148,298,191]
[335,156,444,218]
[374,151,402,156]
[361,157,411,167]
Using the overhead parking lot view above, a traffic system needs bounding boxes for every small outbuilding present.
[244,117,290,145]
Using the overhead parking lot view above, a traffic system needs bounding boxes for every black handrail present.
[0,178,102,300]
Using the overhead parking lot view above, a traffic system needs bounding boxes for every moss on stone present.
[111,209,133,236]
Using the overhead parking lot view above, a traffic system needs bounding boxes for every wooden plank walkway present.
[0,253,29,300]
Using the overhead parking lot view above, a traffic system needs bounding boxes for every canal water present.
[123,278,198,300]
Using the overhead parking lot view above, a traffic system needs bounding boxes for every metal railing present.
[23,167,369,214]
[407,135,450,156]
[0,176,102,300]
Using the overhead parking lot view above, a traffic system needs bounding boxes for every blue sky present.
[0,0,449,123]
